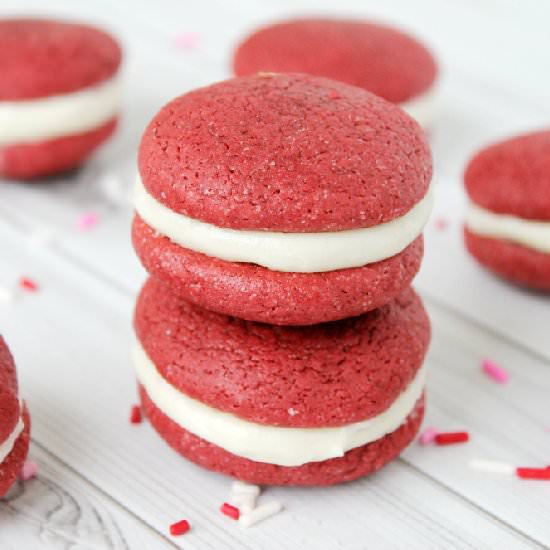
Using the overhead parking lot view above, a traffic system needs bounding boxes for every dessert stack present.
[130,73,433,486]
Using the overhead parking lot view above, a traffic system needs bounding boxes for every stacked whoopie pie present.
[131,73,433,486]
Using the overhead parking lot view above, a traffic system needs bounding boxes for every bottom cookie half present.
[140,386,424,487]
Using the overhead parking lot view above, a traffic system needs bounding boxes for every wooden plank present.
[0,443,173,549]
[0,218,538,548]
[402,298,550,546]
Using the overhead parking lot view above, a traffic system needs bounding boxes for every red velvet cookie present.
[133,277,430,485]
[464,130,550,290]
[134,73,432,324]
[0,336,30,497]
[233,19,437,125]
[0,18,122,179]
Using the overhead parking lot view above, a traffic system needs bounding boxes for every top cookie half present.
[138,72,432,233]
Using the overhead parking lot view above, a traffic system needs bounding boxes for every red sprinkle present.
[169,519,190,536]
[220,502,240,520]
[19,277,39,292]
[516,467,550,480]
[329,90,341,99]
[434,431,469,445]
[130,405,142,424]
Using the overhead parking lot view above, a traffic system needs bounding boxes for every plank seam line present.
[30,438,260,550]
[422,291,550,365]
[0,503,119,550]
[398,459,548,549]
[30,440,180,550]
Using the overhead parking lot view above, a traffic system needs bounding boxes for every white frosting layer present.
[134,344,426,467]
[466,202,550,254]
[400,84,438,129]
[0,414,24,464]
[134,177,433,273]
[0,75,121,145]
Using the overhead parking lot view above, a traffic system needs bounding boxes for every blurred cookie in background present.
[0,18,122,180]
[233,18,438,128]
[464,130,550,290]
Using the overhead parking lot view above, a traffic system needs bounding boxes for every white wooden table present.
[1,0,549,548]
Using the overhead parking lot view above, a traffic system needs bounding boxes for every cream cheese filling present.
[134,344,426,467]
[466,202,550,254]
[0,414,24,464]
[0,75,121,145]
[134,177,433,273]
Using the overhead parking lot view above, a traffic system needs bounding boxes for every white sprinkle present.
[288,407,297,416]
[468,459,514,475]
[231,480,260,497]
[231,492,257,514]
[239,501,283,528]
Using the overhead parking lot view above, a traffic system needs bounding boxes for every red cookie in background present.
[464,130,550,290]
[0,18,122,179]
[233,19,438,127]
[133,73,433,325]
[134,277,430,486]
[0,336,30,497]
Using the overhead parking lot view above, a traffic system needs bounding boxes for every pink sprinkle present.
[434,218,448,231]
[77,212,99,231]
[482,358,509,384]
[20,460,38,481]
[174,32,200,50]
[418,426,439,445]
